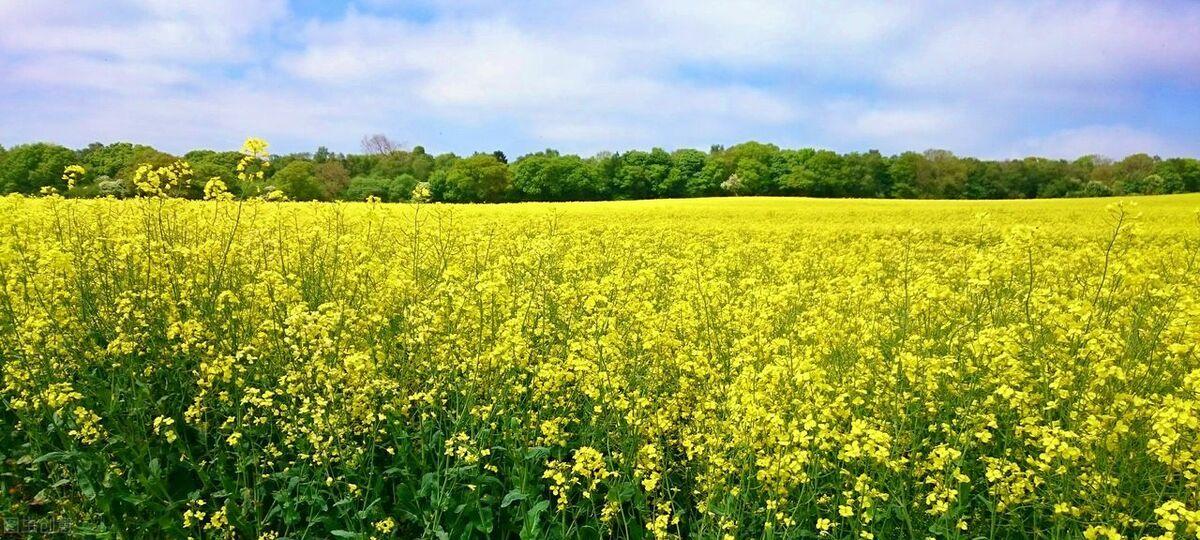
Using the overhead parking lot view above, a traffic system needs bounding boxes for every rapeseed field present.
[2,158,1199,538]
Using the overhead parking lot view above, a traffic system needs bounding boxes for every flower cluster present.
[133,160,192,197]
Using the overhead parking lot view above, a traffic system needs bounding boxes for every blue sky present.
[1,0,1197,159]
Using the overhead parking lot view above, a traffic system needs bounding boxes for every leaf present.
[524,446,550,462]
[501,488,527,508]
[577,525,601,540]
[528,499,549,517]
[32,451,69,464]
[330,530,362,538]
[607,481,635,503]
[520,498,551,538]
[79,477,96,500]
[420,471,438,494]
[355,497,382,519]
[475,507,494,533]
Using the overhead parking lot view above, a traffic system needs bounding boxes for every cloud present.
[845,105,965,140]
[6,54,197,93]
[278,10,801,151]
[1015,125,1186,159]
[589,0,916,70]
[0,0,1197,157]
[886,1,1200,97]
[0,0,288,62]
[809,99,1000,154]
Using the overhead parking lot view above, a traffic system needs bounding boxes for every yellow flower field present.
[2,192,1199,538]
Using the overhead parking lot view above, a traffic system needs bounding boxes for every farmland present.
[2,192,1199,538]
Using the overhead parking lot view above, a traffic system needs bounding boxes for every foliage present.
[345,173,418,202]
[431,153,511,203]
[314,161,352,200]
[3,138,1200,203]
[272,161,325,201]
[0,143,77,193]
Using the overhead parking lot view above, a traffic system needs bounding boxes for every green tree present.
[962,161,1009,199]
[1136,174,1166,195]
[185,149,243,197]
[117,146,177,182]
[346,174,391,201]
[512,150,598,201]
[843,150,890,197]
[610,149,671,200]
[272,161,324,201]
[410,146,435,181]
[347,173,419,202]
[690,160,728,197]
[388,173,419,201]
[344,154,380,178]
[887,152,931,198]
[667,149,707,198]
[1114,154,1157,194]
[1154,158,1200,193]
[431,153,510,202]
[0,143,77,193]
[781,150,848,196]
[719,142,783,195]
[80,143,144,182]
[1080,180,1113,197]
[314,161,351,200]
[924,149,969,198]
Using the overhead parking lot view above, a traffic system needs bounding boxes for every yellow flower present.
[374,517,395,534]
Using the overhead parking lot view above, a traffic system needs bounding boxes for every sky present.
[0,0,1198,159]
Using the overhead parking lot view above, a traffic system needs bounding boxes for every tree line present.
[1,136,1197,202]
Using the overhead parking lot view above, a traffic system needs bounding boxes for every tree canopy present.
[0,137,1196,203]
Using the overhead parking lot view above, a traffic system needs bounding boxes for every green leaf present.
[32,451,69,464]
[524,446,550,461]
[330,530,362,538]
[578,525,601,540]
[520,498,551,538]
[501,488,527,508]
[476,507,494,533]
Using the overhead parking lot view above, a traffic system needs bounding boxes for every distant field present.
[2,193,1199,538]
[441,193,1200,231]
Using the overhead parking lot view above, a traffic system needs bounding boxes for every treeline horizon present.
[2,135,1198,202]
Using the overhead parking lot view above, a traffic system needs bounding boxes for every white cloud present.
[6,54,197,93]
[886,1,1200,96]
[0,0,288,62]
[0,80,387,154]
[846,107,963,140]
[278,11,801,150]
[1015,125,1186,159]
[618,0,917,70]
[0,0,1196,156]
[811,99,999,154]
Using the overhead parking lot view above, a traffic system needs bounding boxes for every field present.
[2,192,1199,539]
